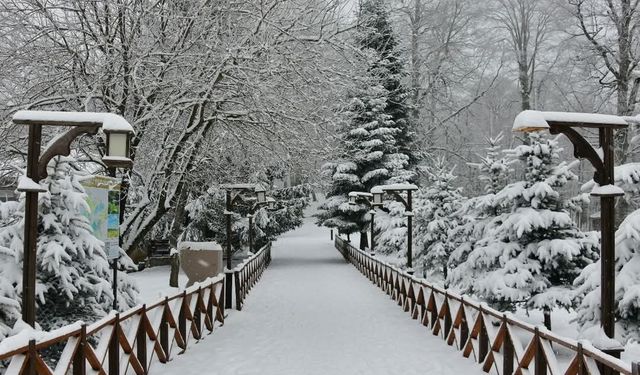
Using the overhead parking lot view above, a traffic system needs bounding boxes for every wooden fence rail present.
[0,275,225,374]
[233,243,272,311]
[335,236,639,375]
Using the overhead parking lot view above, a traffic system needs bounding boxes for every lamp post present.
[12,111,134,327]
[221,183,268,308]
[370,184,418,271]
[348,191,375,253]
[513,110,627,358]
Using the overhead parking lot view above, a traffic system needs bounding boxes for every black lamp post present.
[513,110,628,359]
[370,184,418,271]
[221,183,269,308]
[348,191,375,253]
[12,110,134,327]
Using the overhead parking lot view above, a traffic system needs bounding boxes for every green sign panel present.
[81,176,121,260]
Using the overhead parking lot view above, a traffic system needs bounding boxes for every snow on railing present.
[335,236,640,375]
[0,275,226,374]
[232,243,272,311]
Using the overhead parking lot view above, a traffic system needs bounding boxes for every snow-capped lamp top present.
[348,191,373,198]
[13,111,135,133]
[348,191,373,205]
[370,186,384,194]
[13,110,135,170]
[380,183,419,192]
[513,110,628,132]
[221,183,262,191]
[370,186,385,205]
[590,184,625,197]
[512,110,549,132]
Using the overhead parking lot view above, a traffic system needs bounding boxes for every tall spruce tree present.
[448,133,514,288]
[449,134,598,329]
[316,0,414,249]
[413,159,465,282]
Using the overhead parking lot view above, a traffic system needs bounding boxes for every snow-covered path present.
[152,210,483,375]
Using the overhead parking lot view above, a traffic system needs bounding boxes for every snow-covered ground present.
[130,265,188,304]
[149,204,484,375]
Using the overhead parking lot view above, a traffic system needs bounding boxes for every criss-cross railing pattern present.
[233,243,272,311]
[0,275,225,375]
[335,236,639,375]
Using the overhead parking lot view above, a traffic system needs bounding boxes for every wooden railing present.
[335,236,640,375]
[0,275,225,374]
[232,243,272,311]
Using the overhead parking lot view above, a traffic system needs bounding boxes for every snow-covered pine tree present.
[316,0,415,250]
[413,159,465,282]
[0,156,138,336]
[574,206,640,343]
[450,133,598,329]
[448,133,513,289]
[0,201,21,338]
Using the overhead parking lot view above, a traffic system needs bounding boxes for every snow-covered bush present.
[0,157,138,338]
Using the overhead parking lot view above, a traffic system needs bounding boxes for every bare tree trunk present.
[168,187,189,250]
[168,187,189,288]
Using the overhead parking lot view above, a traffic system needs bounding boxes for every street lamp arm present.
[356,197,372,207]
[37,125,101,179]
[549,125,605,184]
[390,191,409,209]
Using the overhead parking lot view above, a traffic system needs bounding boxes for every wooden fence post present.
[109,313,120,375]
[179,291,187,349]
[502,314,514,375]
[73,324,87,375]
[137,308,148,374]
[193,289,202,340]
[534,327,547,375]
[443,292,452,338]
[160,298,169,360]
[234,271,242,310]
[478,305,488,363]
[27,339,36,375]
[632,362,639,375]
[459,297,469,350]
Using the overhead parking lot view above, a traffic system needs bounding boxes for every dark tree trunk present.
[543,310,552,331]
[169,253,180,288]
[359,231,369,250]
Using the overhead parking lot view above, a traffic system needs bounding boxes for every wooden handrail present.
[335,236,639,375]
[233,243,272,311]
[0,274,226,374]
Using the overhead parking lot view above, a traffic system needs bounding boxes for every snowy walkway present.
[152,210,483,375]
